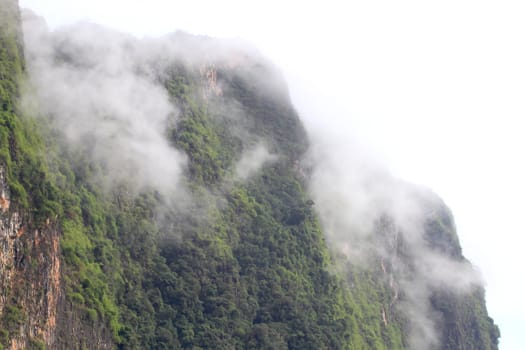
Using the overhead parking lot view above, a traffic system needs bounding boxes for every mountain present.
[0,0,499,349]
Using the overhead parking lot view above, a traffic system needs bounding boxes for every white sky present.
[19,1,525,349]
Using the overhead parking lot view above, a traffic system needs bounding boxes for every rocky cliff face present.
[0,168,61,348]
[0,3,62,348]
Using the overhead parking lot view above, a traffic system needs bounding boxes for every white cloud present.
[234,143,277,181]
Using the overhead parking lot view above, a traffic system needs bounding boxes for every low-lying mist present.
[301,96,483,349]
[22,12,186,195]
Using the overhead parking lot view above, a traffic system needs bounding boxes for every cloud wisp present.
[21,11,186,195]
[305,128,482,349]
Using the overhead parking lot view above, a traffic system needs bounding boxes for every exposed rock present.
[0,166,61,349]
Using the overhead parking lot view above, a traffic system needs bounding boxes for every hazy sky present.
[19,1,525,349]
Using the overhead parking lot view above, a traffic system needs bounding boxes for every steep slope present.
[371,192,500,350]
[0,1,61,348]
[0,1,499,349]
